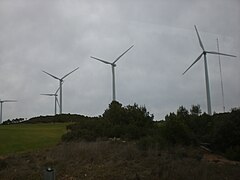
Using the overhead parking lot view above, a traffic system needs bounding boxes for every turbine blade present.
[113,45,134,64]
[206,51,237,58]
[182,53,203,75]
[55,87,60,94]
[42,70,60,80]
[1,100,17,102]
[61,67,79,80]
[194,25,205,51]
[41,94,55,96]
[90,56,112,65]
[56,97,60,107]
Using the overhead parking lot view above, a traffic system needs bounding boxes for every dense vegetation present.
[62,101,154,142]
[62,102,240,161]
[162,105,240,160]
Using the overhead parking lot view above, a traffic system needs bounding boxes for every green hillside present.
[0,123,68,155]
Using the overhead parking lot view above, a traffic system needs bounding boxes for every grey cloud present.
[0,0,239,121]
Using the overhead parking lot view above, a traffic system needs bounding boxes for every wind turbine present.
[42,67,79,114]
[91,45,134,101]
[0,99,17,124]
[183,25,236,115]
[41,87,60,115]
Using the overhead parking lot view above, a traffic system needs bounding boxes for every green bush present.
[62,101,155,142]
[212,109,240,147]
[163,110,195,145]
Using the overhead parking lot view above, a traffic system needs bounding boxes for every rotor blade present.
[194,25,205,51]
[56,97,60,107]
[55,87,60,94]
[61,67,79,80]
[42,70,60,80]
[40,94,55,96]
[182,53,203,75]
[90,56,112,65]
[0,100,17,103]
[206,51,237,58]
[113,45,134,64]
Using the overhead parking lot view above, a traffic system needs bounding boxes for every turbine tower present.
[42,67,79,114]
[183,25,236,115]
[91,45,134,101]
[0,99,17,124]
[41,87,60,115]
[217,38,225,112]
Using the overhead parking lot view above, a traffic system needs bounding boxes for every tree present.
[212,109,240,153]
[102,101,125,125]
[190,104,202,116]
[177,106,189,120]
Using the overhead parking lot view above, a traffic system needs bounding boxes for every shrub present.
[211,109,240,159]
[62,101,155,142]
[163,112,195,145]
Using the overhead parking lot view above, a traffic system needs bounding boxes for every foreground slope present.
[0,141,239,180]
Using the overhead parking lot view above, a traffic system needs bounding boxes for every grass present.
[0,123,69,156]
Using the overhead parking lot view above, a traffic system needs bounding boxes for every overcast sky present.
[0,0,239,121]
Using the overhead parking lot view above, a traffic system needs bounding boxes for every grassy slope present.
[0,123,68,155]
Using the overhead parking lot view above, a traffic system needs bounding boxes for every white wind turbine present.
[42,67,79,114]
[41,87,60,115]
[0,99,17,124]
[183,25,236,115]
[91,45,134,101]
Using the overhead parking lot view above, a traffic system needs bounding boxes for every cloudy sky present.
[0,0,239,121]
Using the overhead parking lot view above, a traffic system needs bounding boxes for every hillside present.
[0,102,239,179]
[0,141,239,180]
[0,123,68,155]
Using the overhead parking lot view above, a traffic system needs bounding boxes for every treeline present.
[162,106,240,160]
[2,118,25,125]
[62,102,240,161]
[22,114,95,124]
